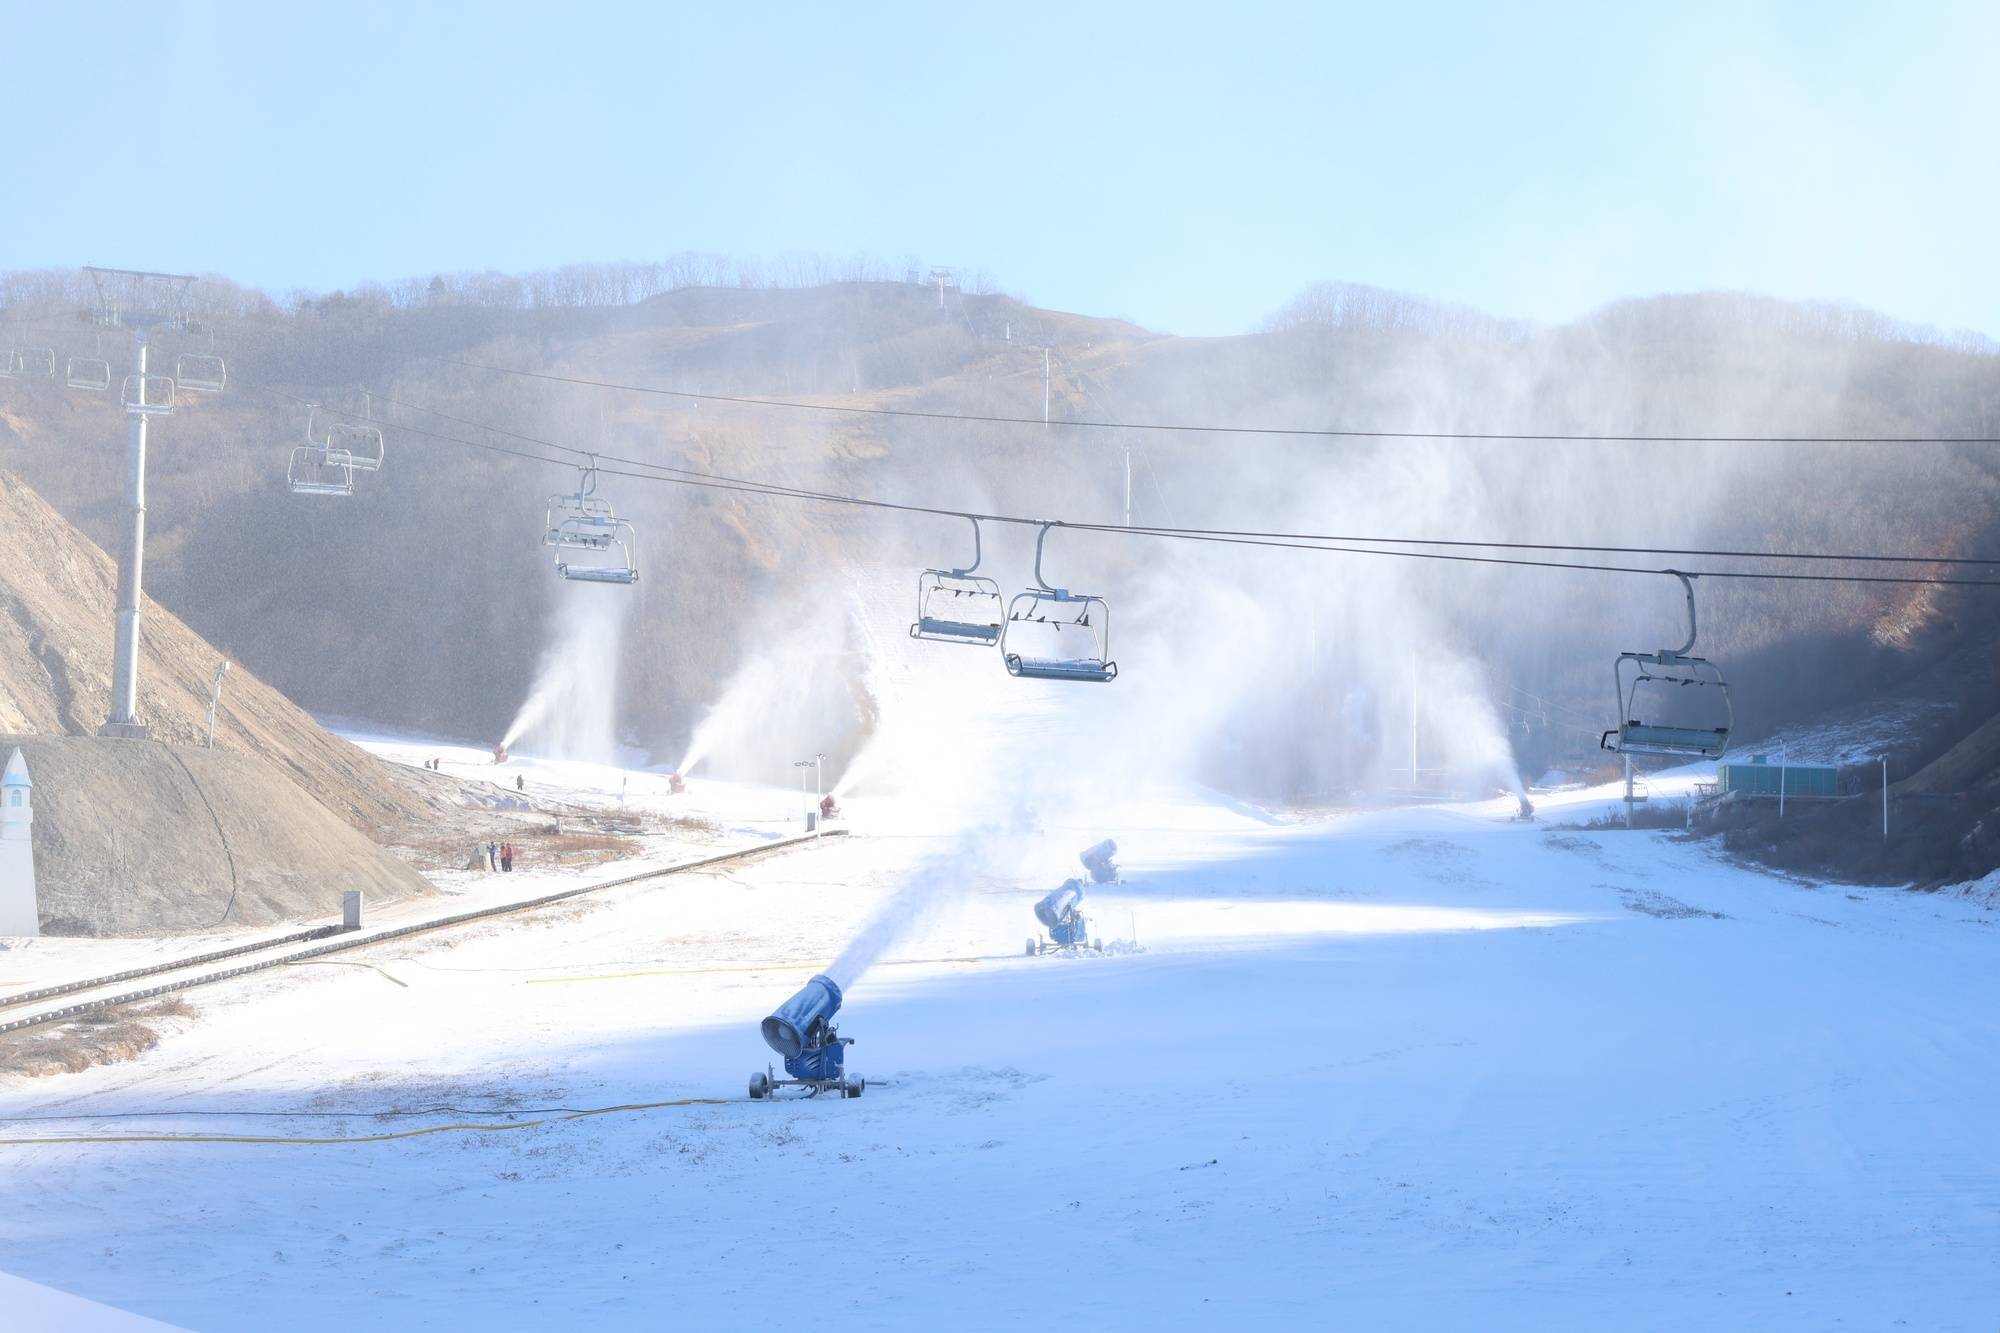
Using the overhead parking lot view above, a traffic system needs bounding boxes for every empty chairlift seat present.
[326,421,384,472]
[1613,712,1731,759]
[288,445,354,496]
[544,503,617,549]
[121,374,177,415]
[1000,523,1118,683]
[285,404,368,496]
[65,357,111,391]
[543,464,639,585]
[554,516,639,584]
[910,518,1004,646]
[1601,572,1734,761]
[544,465,616,546]
[174,354,226,393]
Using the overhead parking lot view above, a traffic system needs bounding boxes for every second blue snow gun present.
[1029,878,1099,955]
[749,973,864,1099]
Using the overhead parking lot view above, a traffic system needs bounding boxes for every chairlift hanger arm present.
[1666,569,1698,657]
[951,515,984,578]
[1031,521,1065,594]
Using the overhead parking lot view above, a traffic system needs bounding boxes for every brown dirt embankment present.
[0,465,446,840]
[4,734,434,934]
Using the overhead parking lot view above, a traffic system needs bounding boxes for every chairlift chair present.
[547,516,618,551]
[1000,523,1118,682]
[174,353,226,393]
[16,347,56,381]
[543,464,618,547]
[553,514,639,584]
[326,421,384,472]
[65,357,111,391]
[909,517,1004,646]
[544,497,616,546]
[287,445,354,497]
[1601,571,1734,760]
[121,374,177,415]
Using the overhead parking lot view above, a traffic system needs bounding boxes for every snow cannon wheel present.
[749,1071,770,1100]
[1025,938,1037,956]
[843,1076,865,1098]
[1092,938,1102,953]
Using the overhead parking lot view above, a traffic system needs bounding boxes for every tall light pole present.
[85,267,201,741]
[794,758,815,825]
[1123,442,1133,528]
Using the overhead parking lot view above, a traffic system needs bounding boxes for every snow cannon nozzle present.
[1034,879,1086,932]
[760,973,843,1060]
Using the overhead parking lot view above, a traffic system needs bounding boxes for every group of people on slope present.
[485,840,518,873]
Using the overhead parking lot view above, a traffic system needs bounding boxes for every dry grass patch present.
[0,997,196,1078]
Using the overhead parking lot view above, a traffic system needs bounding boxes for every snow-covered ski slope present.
[3,583,1995,1329]
[2,754,1995,1327]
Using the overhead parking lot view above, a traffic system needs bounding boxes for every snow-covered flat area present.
[1,750,1995,1330]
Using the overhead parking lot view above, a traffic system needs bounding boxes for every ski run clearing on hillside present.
[0,734,1994,1331]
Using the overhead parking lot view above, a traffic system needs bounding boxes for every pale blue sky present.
[6,1,1995,336]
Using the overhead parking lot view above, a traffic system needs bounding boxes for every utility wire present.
[247,381,2000,588]
[285,385,1972,569]
[425,353,2000,446]
[1088,521,1998,569]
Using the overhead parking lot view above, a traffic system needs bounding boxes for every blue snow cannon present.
[1079,838,1119,884]
[750,973,863,1099]
[1029,878,1099,954]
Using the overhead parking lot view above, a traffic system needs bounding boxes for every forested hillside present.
[3,266,1997,795]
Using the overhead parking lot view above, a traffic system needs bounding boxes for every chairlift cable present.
[241,381,2000,589]
[1074,521,2000,569]
[293,387,2000,570]
[32,372,2000,570]
[423,353,2000,446]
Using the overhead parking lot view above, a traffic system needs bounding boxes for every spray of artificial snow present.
[825,829,996,988]
[673,596,866,782]
[675,652,798,779]
[500,586,630,765]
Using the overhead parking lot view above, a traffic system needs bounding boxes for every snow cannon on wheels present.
[1028,878,1101,956]
[749,973,864,1100]
[667,772,686,796]
[1079,838,1119,884]
[493,743,509,765]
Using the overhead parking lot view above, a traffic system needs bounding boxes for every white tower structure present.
[0,748,38,936]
